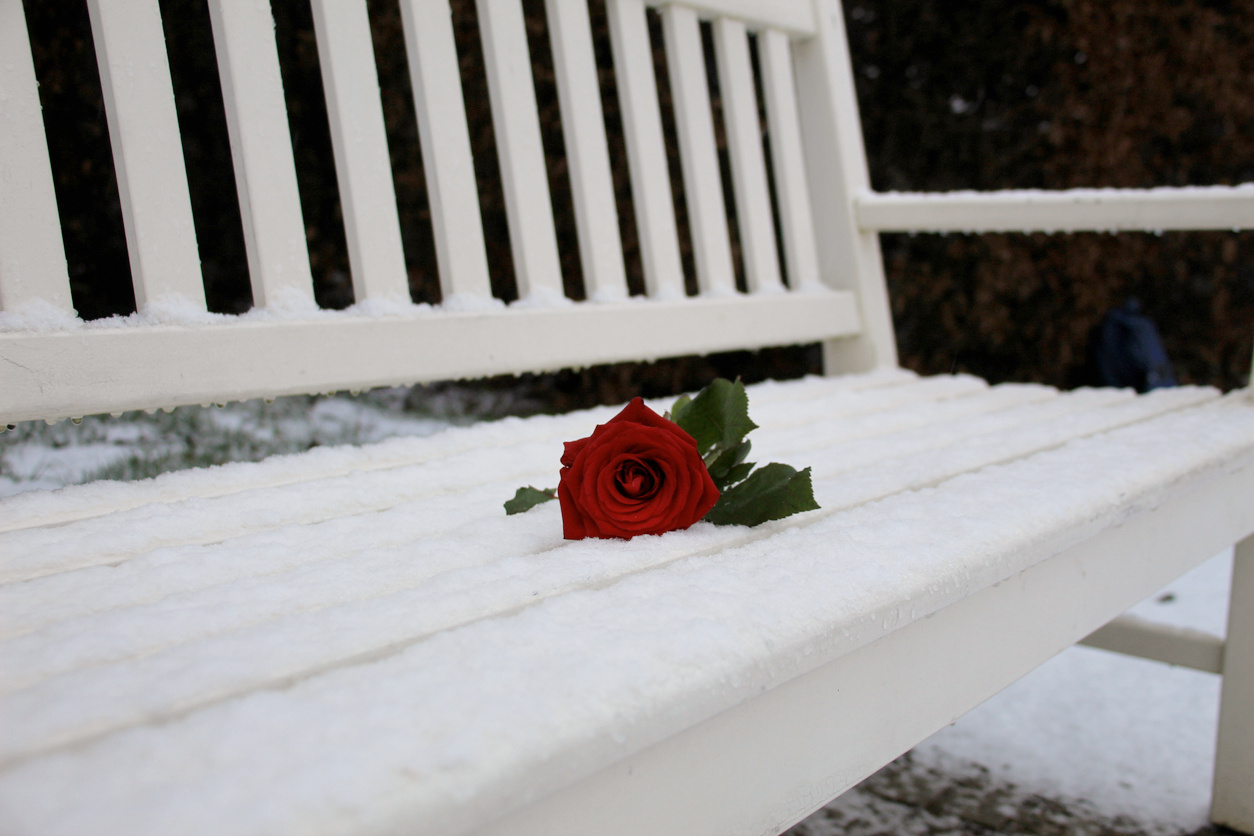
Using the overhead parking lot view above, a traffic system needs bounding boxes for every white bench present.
[1,1,1252,834]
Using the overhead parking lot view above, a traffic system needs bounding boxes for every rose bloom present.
[558,398,720,539]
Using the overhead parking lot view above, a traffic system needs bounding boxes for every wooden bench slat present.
[0,290,858,426]
[308,0,409,303]
[206,0,316,311]
[86,0,206,312]
[0,1,73,315]
[3,390,1252,834]
[476,0,566,302]
[545,0,631,301]
[712,18,785,293]
[605,0,686,298]
[661,4,736,295]
[758,28,823,290]
[397,0,494,303]
[643,0,817,36]
[855,185,1254,233]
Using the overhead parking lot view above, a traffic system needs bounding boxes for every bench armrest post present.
[1212,533,1254,833]
[792,0,897,374]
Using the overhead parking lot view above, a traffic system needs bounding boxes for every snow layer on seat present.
[1,374,1253,836]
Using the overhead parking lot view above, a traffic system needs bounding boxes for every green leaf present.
[670,378,757,461]
[718,461,754,489]
[666,393,692,424]
[703,463,819,527]
[705,439,752,490]
[505,486,557,515]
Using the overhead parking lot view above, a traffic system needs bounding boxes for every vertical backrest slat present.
[660,4,736,296]
[711,17,784,293]
[0,0,73,315]
[309,0,409,303]
[758,28,821,290]
[207,0,315,311]
[546,0,630,302]
[475,0,565,302]
[605,0,685,299]
[792,0,896,372]
[86,0,206,312]
[398,0,493,303]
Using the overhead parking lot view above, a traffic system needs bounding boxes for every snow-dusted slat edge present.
[855,185,1254,233]
[476,0,565,302]
[642,0,815,35]
[545,0,630,302]
[605,0,686,299]
[85,0,206,312]
[308,0,409,302]
[0,290,858,426]
[207,0,316,311]
[398,0,494,302]
[661,5,736,296]
[1079,613,1223,673]
[0,2,73,314]
[712,18,783,294]
[758,28,822,290]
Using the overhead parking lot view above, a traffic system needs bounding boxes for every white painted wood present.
[792,0,896,372]
[643,0,816,36]
[398,0,493,302]
[661,4,736,296]
[207,0,315,311]
[605,0,686,299]
[1212,533,1254,832]
[477,456,1254,836]
[308,0,409,303]
[86,0,206,311]
[0,0,73,314]
[758,28,822,291]
[1079,613,1223,674]
[712,18,783,294]
[3,380,1252,834]
[475,0,565,302]
[856,186,1254,234]
[545,0,629,301]
[0,290,858,424]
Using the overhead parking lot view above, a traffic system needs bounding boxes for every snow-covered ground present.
[0,390,1234,835]
[792,549,1231,836]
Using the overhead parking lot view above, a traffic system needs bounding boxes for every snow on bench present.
[2,373,1252,836]
[2,0,1253,834]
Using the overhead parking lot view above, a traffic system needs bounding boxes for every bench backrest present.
[0,0,896,425]
[2,0,1250,426]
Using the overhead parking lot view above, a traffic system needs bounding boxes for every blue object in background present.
[1088,299,1177,393]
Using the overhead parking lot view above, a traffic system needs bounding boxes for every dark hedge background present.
[20,0,1254,413]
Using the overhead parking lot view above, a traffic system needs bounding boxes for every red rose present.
[558,398,720,540]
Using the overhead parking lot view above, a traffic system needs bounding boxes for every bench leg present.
[1213,533,1254,833]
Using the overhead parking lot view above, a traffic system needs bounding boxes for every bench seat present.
[3,371,1253,835]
